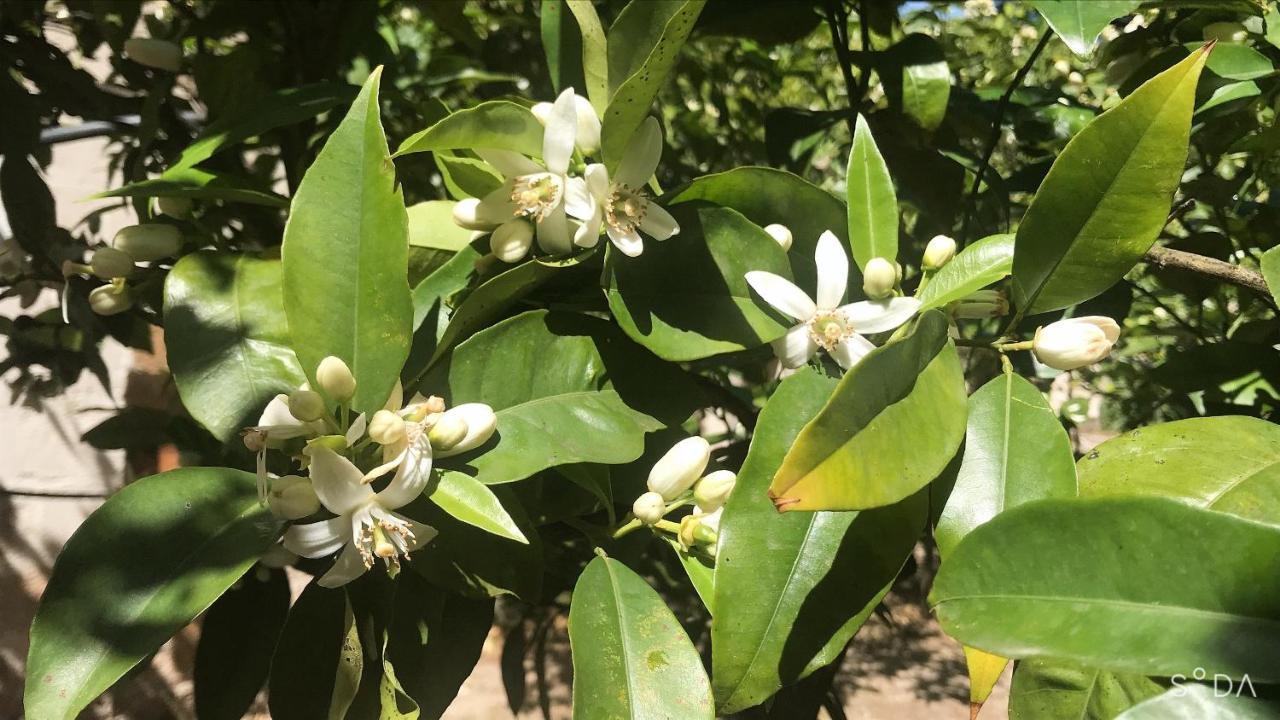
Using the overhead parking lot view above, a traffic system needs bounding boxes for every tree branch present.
[824,0,859,128]
[1142,246,1270,297]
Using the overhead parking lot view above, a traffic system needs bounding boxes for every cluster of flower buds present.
[63,223,184,316]
[631,437,737,555]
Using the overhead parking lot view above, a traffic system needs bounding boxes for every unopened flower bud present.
[89,247,135,279]
[632,491,666,526]
[124,37,182,72]
[922,235,957,271]
[1203,22,1247,43]
[427,412,469,451]
[368,409,406,446]
[288,390,326,422]
[693,470,737,514]
[434,403,498,457]
[268,475,320,520]
[763,223,793,251]
[647,436,711,501]
[316,356,356,403]
[113,224,182,261]
[532,94,600,154]
[678,513,718,549]
[491,219,535,263]
[862,257,897,300]
[452,197,509,231]
[156,195,193,219]
[88,283,133,315]
[1032,316,1121,371]
[951,289,1009,319]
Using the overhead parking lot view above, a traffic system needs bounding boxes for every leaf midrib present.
[935,592,1280,629]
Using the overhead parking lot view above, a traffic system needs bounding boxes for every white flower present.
[564,116,680,257]
[246,392,328,502]
[647,436,711,501]
[532,91,601,155]
[1033,316,1121,371]
[362,394,497,487]
[283,445,437,587]
[745,231,920,370]
[458,88,582,260]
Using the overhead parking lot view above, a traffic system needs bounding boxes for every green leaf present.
[934,373,1077,557]
[282,67,412,414]
[879,34,952,133]
[1032,1,1141,56]
[386,570,494,719]
[1010,47,1210,314]
[165,251,306,441]
[541,0,586,93]
[770,311,968,511]
[599,1,705,167]
[1262,246,1280,305]
[407,200,475,253]
[1195,42,1274,81]
[406,490,543,600]
[917,234,1014,311]
[931,497,1280,681]
[1117,684,1280,719]
[194,569,290,720]
[566,0,609,114]
[1009,659,1163,720]
[407,239,486,376]
[433,154,503,199]
[1198,79,1261,114]
[268,581,353,720]
[712,368,927,713]
[665,166,859,295]
[568,555,714,719]
[94,167,288,207]
[845,114,898,270]
[395,101,544,158]
[25,468,278,720]
[668,539,716,613]
[605,202,793,361]
[424,310,692,484]
[1077,416,1280,526]
[429,469,529,542]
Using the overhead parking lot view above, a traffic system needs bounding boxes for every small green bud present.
[124,37,182,72]
[678,514,718,549]
[922,235,957,271]
[632,491,666,526]
[288,390,326,422]
[89,247,135,279]
[427,413,469,451]
[368,409,406,446]
[862,257,897,300]
[88,283,133,316]
[316,356,356,403]
[156,195,193,219]
[113,224,182,262]
[308,435,349,453]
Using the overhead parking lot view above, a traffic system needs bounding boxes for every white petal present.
[542,88,578,175]
[606,224,644,257]
[585,163,610,201]
[283,516,349,558]
[476,148,542,178]
[772,323,818,368]
[377,432,434,509]
[536,204,573,254]
[345,413,367,446]
[361,442,409,484]
[830,333,877,370]
[841,297,921,334]
[814,230,849,310]
[383,380,404,412]
[573,94,601,154]
[745,271,817,321]
[434,403,499,458]
[491,219,535,263]
[564,177,596,220]
[639,203,679,241]
[305,446,376,515]
[317,544,368,588]
[257,394,294,427]
[574,204,603,248]
[615,116,662,189]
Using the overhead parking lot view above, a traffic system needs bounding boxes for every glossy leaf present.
[94,167,288,207]
[165,251,306,441]
[664,166,858,299]
[194,569,290,720]
[1196,42,1274,81]
[932,497,1280,681]
[1077,416,1280,526]
[605,202,792,361]
[1009,659,1163,720]
[406,490,543,600]
[407,200,475,252]
[429,469,529,542]
[1117,684,1280,719]
[918,234,1014,311]
[541,0,586,94]
[568,555,714,719]
[934,372,1077,557]
[433,154,503,199]
[1011,47,1209,314]
[846,114,898,269]
[880,34,951,132]
[282,68,412,414]
[599,1,705,167]
[1032,1,1141,56]
[669,540,715,613]
[268,581,353,720]
[1198,80,1260,114]
[25,468,278,720]
[395,101,544,158]
[712,368,927,713]
[565,0,609,113]
[770,311,967,511]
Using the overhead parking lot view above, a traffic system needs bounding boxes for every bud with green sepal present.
[88,281,133,316]
[267,475,321,520]
[113,224,182,262]
[316,356,356,403]
[862,257,897,300]
[922,234,956,271]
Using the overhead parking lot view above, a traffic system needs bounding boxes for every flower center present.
[510,173,563,222]
[606,185,649,234]
[808,310,853,351]
[354,506,417,578]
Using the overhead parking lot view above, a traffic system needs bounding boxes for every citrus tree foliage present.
[10,0,1280,718]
